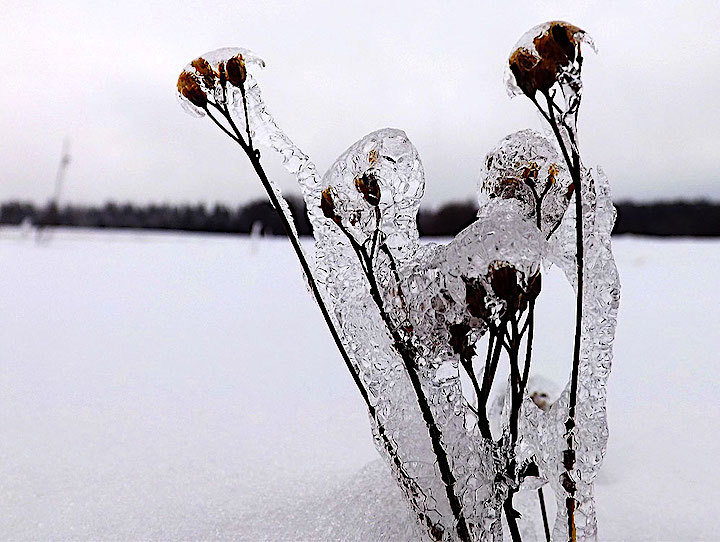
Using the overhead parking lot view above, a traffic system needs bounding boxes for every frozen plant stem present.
[201,95,439,532]
[335,221,471,542]
[531,86,584,541]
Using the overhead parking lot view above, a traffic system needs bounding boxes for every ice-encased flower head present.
[176,47,265,117]
[479,129,573,235]
[504,21,596,98]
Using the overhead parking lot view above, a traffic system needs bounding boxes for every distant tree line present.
[1,198,719,237]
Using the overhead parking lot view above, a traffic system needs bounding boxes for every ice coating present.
[221,80,618,541]
[177,47,304,243]
[504,21,596,98]
[176,47,265,117]
[540,166,619,541]
[177,34,619,541]
[479,129,573,236]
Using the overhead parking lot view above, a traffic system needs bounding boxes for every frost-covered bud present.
[507,21,587,97]
[354,171,381,206]
[489,263,520,304]
[321,187,342,225]
[190,57,217,90]
[177,71,207,108]
[463,276,491,321]
[488,262,525,313]
[226,54,247,87]
[522,162,539,188]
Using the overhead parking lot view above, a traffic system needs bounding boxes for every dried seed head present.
[522,162,540,187]
[321,187,341,225]
[190,57,217,90]
[489,262,523,312]
[354,171,381,206]
[463,276,491,321]
[546,163,559,189]
[508,21,585,97]
[226,54,247,87]
[177,71,207,108]
[489,175,525,201]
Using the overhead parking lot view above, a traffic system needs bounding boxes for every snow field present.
[0,230,718,540]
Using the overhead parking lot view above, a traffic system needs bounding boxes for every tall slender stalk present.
[335,221,471,542]
[531,87,584,541]
[202,97,443,533]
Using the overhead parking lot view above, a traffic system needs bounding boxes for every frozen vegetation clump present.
[176,20,620,542]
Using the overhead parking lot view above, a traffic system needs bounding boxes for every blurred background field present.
[0,230,718,540]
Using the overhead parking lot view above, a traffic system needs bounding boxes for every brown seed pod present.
[177,71,207,108]
[354,171,381,206]
[509,21,584,97]
[463,276,491,321]
[489,262,522,312]
[522,162,540,188]
[320,187,342,225]
[226,54,247,87]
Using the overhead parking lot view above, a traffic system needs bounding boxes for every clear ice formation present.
[180,42,620,541]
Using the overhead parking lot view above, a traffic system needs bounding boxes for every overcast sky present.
[2,0,719,206]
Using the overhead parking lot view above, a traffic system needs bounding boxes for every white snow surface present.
[1,229,718,541]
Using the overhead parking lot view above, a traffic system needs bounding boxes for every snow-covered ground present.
[0,229,718,541]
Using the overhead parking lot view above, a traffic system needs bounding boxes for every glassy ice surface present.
[178,47,620,541]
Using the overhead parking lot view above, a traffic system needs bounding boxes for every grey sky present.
[2,0,719,206]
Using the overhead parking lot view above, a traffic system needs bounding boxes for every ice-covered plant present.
[176,20,619,542]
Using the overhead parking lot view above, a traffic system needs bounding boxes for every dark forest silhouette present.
[2,198,719,237]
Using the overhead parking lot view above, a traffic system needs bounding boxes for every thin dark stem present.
[504,314,523,542]
[463,355,490,440]
[379,243,407,312]
[336,222,471,542]
[204,102,439,531]
[521,301,535,391]
[475,332,497,439]
[239,85,253,151]
[504,497,522,542]
[205,107,242,144]
[370,206,381,260]
[538,487,551,542]
[539,89,584,542]
[479,329,503,415]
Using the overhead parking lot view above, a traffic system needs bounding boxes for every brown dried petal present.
[509,47,540,97]
[522,162,540,187]
[509,22,584,97]
[191,57,217,90]
[177,71,207,108]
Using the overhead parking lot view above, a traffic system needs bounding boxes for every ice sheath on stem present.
[176,22,619,540]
